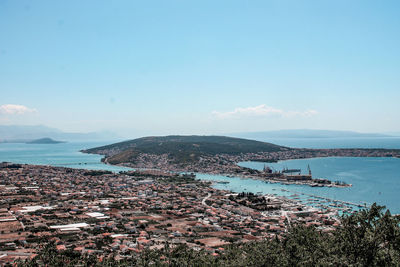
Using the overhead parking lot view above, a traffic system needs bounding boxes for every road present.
[202,193,212,206]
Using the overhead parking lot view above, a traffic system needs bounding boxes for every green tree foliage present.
[17,204,400,266]
[84,135,287,164]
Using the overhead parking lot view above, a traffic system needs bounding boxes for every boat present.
[282,167,301,174]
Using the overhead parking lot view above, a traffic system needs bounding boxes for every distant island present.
[26,138,65,144]
[83,135,400,188]
[0,124,119,142]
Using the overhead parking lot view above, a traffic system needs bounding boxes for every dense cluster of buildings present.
[0,163,340,265]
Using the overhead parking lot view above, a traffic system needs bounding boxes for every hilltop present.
[83,135,288,165]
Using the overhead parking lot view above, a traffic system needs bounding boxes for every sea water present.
[238,157,400,213]
[0,141,133,173]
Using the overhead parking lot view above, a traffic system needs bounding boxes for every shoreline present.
[200,174,363,213]
[1,162,350,217]
[80,144,400,190]
[100,155,353,189]
[97,161,362,212]
[7,145,392,214]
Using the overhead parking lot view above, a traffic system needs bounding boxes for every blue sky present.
[0,0,399,136]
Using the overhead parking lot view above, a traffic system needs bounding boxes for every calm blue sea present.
[1,137,400,213]
[0,141,133,173]
[238,157,400,212]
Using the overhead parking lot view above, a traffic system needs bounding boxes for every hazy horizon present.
[0,124,399,142]
[1,1,399,135]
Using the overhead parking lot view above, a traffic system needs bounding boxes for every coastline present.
[96,153,353,188]
[101,161,361,213]
[83,151,400,213]
[75,153,400,213]
[81,144,400,190]
[92,156,366,212]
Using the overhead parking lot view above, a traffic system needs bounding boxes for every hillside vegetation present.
[83,135,288,164]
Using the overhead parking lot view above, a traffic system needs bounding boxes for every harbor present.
[205,176,364,214]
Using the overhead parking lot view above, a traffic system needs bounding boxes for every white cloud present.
[0,104,37,115]
[212,104,318,119]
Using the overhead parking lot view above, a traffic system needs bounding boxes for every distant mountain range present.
[385,132,400,137]
[230,129,393,140]
[1,126,396,144]
[0,125,119,143]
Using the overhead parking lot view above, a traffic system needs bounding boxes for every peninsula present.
[83,135,400,187]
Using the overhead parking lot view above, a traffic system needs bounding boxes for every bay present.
[238,157,400,213]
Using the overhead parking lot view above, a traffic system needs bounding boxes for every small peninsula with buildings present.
[83,135,400,188]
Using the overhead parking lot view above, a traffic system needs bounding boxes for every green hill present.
[83,135,288,164]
